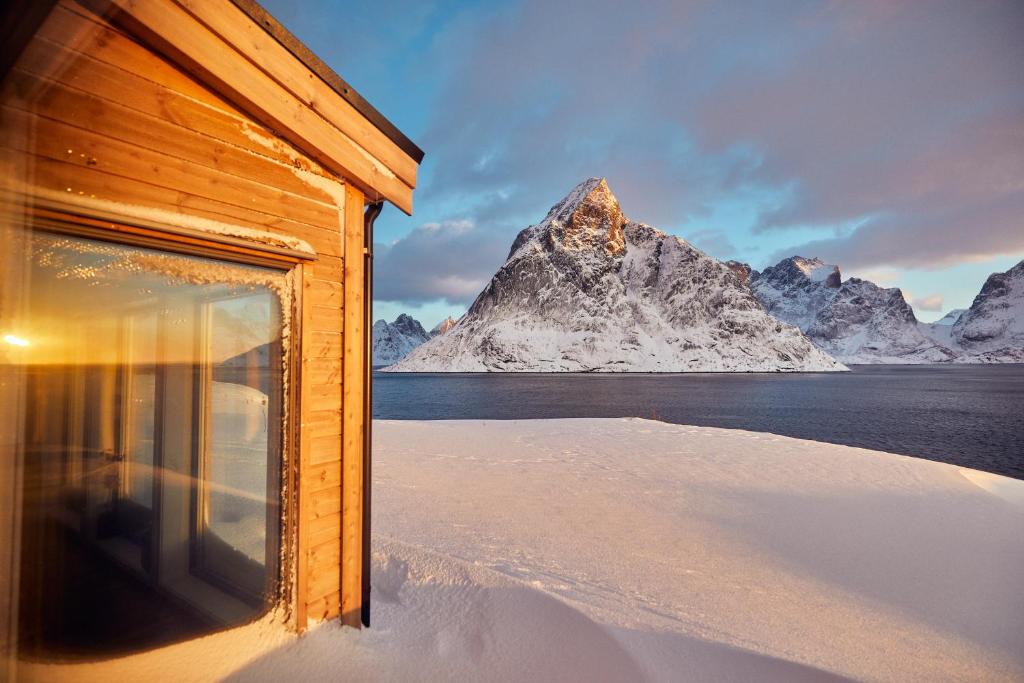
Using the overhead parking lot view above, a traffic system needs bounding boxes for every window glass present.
[11,231,288,658]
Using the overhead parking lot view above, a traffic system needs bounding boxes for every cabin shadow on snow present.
[696,481,1024,663]
[225,546,855,683]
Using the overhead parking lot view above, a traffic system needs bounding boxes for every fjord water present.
[373,364,1024,479]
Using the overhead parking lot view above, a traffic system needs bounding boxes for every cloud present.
[267,0,1024,300]
[912,294,944,313]
[373,219,509,305]
[417,0,1024,271]
[686,229,737,261]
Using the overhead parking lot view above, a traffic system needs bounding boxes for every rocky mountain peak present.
[975,259,1024,301]
[388,179,843,373]
[951,259,1024,356]
[543,177,626,255]
[724,260,756,284]
[372,314,431,365]
[430,316,458,337]
[776,256,842,288]
[752,256,961,363]
[391,313,428,338]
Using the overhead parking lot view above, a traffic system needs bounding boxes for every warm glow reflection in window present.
[13,232,289,659]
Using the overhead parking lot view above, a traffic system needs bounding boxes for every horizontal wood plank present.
[307,568,340,605]
[306,279,343,307]
[15,31,335,183]
[310,256,344,280]
[310,432,341,465]
[3,152,334,241]
[311,305,344,327]
[308,512,341,549]
[308,358,342,386]
[45,2,240,116]
[305,461,341,493]
[309,315,343,336]
[105,0,414,212]
[4,69,346,216]
[305,590,340,622]
[309,486,342,520]
[175,0,418,188]
[306,410,343,439]
[2,106,343,232]
[308,331,342,358]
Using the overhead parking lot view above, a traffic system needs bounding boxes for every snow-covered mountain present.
[932,309,966,326]
[948,260,1024,362]
[372,314,430,365]
[751,257,842,333]
[387,178,844,372]
[751,257,957,364]
[430,317,458,338]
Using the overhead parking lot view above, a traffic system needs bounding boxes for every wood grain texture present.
[294,266,314,629]
[18,15,334,178]
[3,69,344,211]
[2,106,342,231]
[340,183,366,627]
[100,0,415,212]
[174,0,418,188]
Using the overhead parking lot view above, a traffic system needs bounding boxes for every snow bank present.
[360,419,1024,682]
[27,420,1023,682]
[242,419,1023,682]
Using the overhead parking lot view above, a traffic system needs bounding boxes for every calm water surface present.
[374,365,1024,479]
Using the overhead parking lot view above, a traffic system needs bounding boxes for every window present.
[11,230,289,658]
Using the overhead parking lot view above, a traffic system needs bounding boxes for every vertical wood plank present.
[340,183,365,627]
[294,264,313,629]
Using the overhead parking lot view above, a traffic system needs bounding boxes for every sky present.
[262,0,1024,327]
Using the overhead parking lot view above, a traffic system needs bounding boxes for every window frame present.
[22,203,308,627]
[190,291,285,608]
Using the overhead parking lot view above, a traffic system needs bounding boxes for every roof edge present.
[229,0,424,164]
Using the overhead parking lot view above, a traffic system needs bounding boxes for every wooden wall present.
[0,0,366,628]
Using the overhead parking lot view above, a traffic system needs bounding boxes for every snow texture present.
[751,256,959,363]
[389,179,843,373]
[932,308,966,326]
[753,256,1024,364]
[948,260,1024,363]
[33,419,1023,682]
[372,314,431,365]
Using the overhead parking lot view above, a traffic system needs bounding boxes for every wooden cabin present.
[0,0,422,676]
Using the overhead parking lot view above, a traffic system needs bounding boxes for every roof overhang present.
[79,0,422,214]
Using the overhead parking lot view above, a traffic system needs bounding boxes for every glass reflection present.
[13,232,286,658]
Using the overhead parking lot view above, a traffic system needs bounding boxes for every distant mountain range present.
[748,257,957,363]
[375,179,1023,370]
[933,260,1024,363]
[372,314,430,366]
[386,178,841,372]
[748,256,1024,364]
[372,314,459,365]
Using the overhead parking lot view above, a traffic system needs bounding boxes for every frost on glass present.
[13,232,290,658]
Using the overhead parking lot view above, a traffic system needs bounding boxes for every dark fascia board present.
[230,0,424,165]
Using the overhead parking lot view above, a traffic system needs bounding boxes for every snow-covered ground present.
[31,419,1024,682]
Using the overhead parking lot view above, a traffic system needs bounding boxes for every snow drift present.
[27,419,1024,682]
